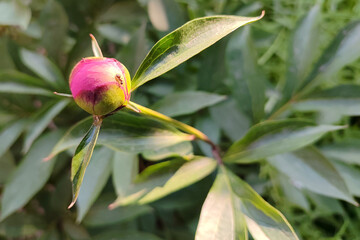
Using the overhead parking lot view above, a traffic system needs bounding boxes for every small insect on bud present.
[69,57,131,116]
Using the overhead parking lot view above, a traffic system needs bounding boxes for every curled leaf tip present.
[42,155,53,162]
[54,92,73,98]
[259,10,265,19]
[68,200,76,209]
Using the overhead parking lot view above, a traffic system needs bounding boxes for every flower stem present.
[127,101,223,164]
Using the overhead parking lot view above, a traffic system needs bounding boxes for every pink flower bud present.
[69,57,131,116]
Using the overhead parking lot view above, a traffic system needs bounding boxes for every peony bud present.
[69,57,131,116]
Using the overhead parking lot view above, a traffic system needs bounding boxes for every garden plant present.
[1,0,360,239]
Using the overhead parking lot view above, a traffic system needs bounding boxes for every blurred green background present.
[1,0,360,239]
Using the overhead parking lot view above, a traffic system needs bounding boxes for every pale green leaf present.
[0,82,54,96]
[23,99,69,153]
[131,12,264,90]
[332,160,360,197]
[0,1,31,29]
[0,119,27,158]
[138,157,217,204]
[151,91,226,117]
[76,147,113,222]
[142,141,193,161]
[112,152,139,197]
[195,168,248,240]
[224,119,344,163]
[0,131,62,221]
[268,147,356,205]
[20,49,65,89]
[227,168,299,240]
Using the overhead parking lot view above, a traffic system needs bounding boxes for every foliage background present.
[1,0,360,239]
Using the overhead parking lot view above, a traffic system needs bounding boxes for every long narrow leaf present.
[68,122,101,208]
[131,12,264,90]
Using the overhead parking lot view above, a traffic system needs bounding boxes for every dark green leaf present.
[227,26,266,122]
[0,151,16,184]
[224,119,344,163]
[268,147,356,205]
[0,131,63,221]
[76,147,113,222]
[209,99,250,142]
[69,123,101,208]
[300,20,360,91]
[23,99,69,153]
[83,202,152,227]
[151,91,226,117]
[131,12,264,90]
[20,49,65,89]
[282,5,320,101]
[93,231,162,240]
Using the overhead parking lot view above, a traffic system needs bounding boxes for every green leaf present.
[23,99,69,153]
[0,82,54,96]
[0,131,62,221]
[224,119,345,163]
[332,160,360,197]
[226,168,299,240]
[268,147,357,205]
[138,157,216,204]
[321,141,360,165]
[97,24,131,45]
[83,202,152,227]
[110,160,181,208]
[195,167,248,240]
[93,231,162,240]
[0,151,16,184]
[0,1,31,29]
[131,12,264,90]
[209,99,250,142]
[48,112,193,158]
[110,157,216,207]
[76,147,113,222]
[20,49,65,90]
[293,84,360,120]
[112,152,139,197]
[300,20,360,91]
[0,70,46,87]
[195,114,220,157]
[142,141,193,161]
[282,5,320,101]
[0,119,27,158]
[148,0,185,32]
[151,91,226,117]
[227,26,266,122]
[69,123,101,208]
[38,0,69,60]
